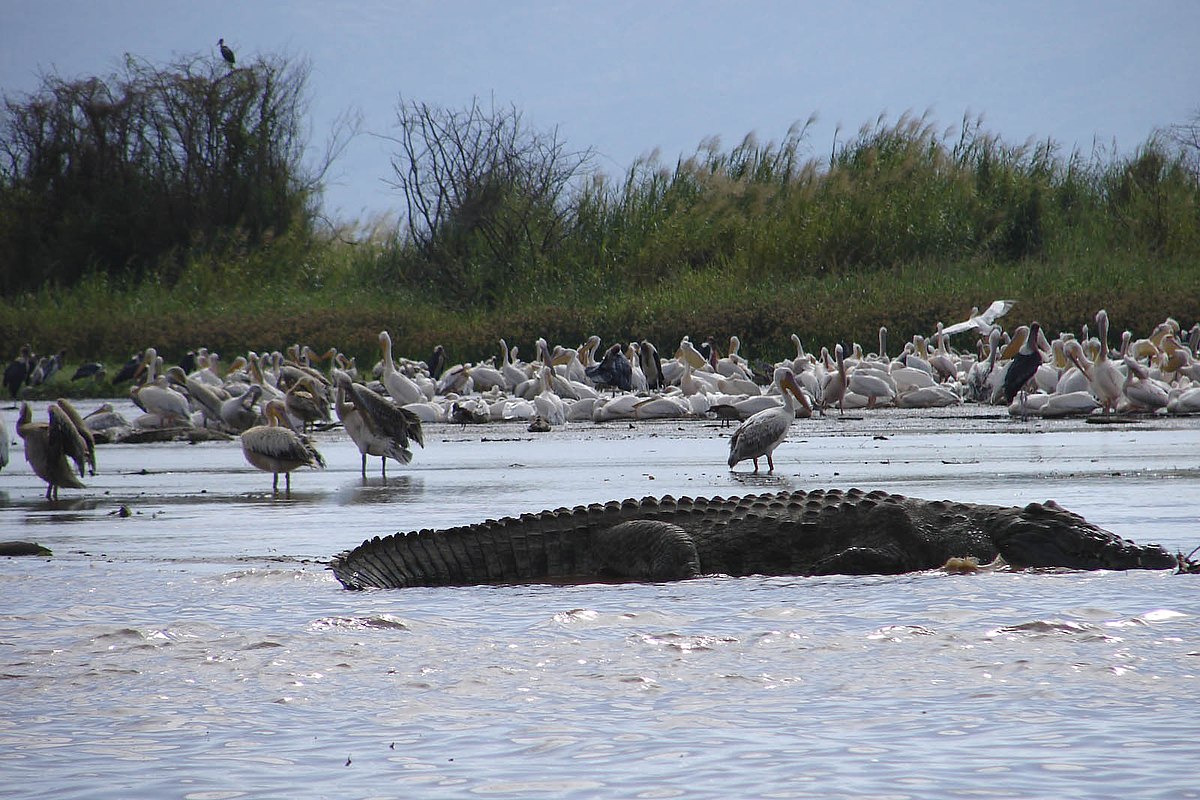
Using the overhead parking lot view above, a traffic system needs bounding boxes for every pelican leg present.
[272,472,280,494]
[381,457,387,478]
[767,453,776,472]
[360,452,368,478]
[285,472,292,496]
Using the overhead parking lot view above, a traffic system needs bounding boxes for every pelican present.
[378,331,425,405]
[240,399,325,495]
[17,402,87,499]
[939,299,1017,337]
[334,373,424,477]
[847,364,895,408]
[498,339,528,390]
[132,350,193,426]
[727,367,811,472]
[1090,309,1124,415]
[285,375,331,432]
[533,366,567,426]
[53,398,97,477]
[166,365,227,428]
[1121,357,1169,412]
[822,344,849,414]
[220,384,263,432]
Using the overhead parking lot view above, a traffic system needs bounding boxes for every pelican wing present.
[348,381,425,449]
[48,402,89,478]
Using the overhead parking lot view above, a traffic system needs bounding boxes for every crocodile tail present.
[328,516,597,589]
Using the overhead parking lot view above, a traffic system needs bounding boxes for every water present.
[2,403,1198,799]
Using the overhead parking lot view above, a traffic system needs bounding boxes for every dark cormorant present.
[218,38,236,65]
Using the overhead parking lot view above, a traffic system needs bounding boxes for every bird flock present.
[4,304,1200,497]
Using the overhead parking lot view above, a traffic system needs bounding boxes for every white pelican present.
[1040,391,1100,418]
[1167,385,1200,415]
[240,399,325,495]
[939,299,1016,337]
[896,384,961,408]
[533,367,567,426]
[633,394,690,420]
[1120,357,1169,412]
[715,336,751,379]
[468,360,506,392]
[626,343,649,392]
[335,374,423,476]
[133,351,193,426]
[822,344,849,414]
[378,331,424,406]
[52,397,96,477]
[591,393,641,421]
[221,384,262,432]
[1090,310,1124,415]
[17,402,86,499]
[499,339,529,390]
[929,324,958,382]
[727,367,811,472]
[847,364,896,408]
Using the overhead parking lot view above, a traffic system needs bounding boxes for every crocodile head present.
[989,501,1177,571]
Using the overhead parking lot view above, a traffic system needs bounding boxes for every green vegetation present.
[3,50,1198,393]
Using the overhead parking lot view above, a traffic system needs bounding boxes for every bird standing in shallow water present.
[241,399,324,495]
[728,367,811,473]
[218,38,236,66]
[17,402,87,500]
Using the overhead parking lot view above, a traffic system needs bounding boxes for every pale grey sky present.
[4,1,1197,224]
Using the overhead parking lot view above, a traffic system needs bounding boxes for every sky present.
[4,1,1198,226]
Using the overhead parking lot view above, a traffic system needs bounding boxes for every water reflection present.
[337,474,425,505]
[728,472,795,490]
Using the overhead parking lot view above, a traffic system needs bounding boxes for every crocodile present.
[329,488,1187,589]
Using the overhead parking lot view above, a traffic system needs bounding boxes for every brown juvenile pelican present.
[240,399,325,495]
[727,367,811,473]
[17,402,87,500]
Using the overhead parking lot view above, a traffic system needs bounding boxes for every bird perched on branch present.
[218,38,236,66]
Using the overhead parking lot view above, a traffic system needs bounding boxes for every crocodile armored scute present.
[328,488,1181,590]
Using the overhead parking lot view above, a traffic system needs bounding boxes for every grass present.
[4,112,1199,398]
